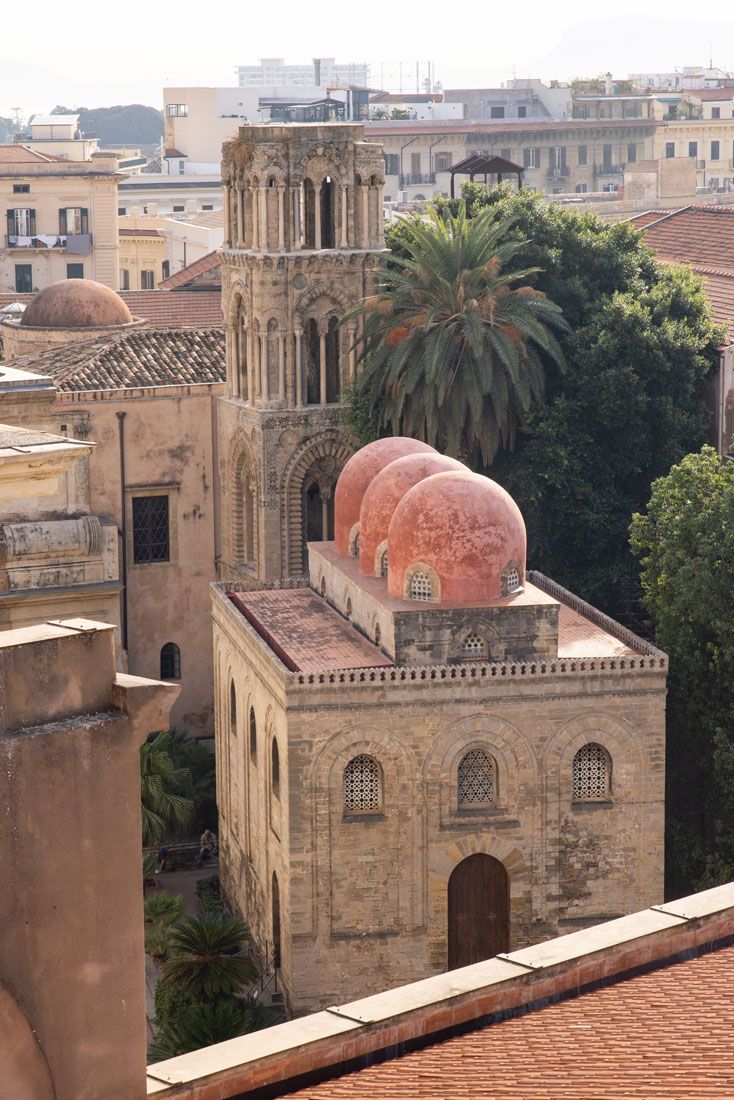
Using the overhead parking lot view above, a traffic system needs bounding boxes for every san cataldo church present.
[0,121,667,1020]
[212,123,667,1014]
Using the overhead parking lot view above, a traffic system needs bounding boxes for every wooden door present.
[447,853,509,970]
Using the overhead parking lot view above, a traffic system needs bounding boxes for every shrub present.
[145,925,171,962]
[144,891,185,926]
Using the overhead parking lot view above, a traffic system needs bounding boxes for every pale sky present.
[2,0,734,118]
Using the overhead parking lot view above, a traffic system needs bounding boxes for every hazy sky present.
[2,0,734,117]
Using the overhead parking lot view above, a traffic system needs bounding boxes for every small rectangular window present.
[689,141,698,158]
[410,152,421,174]
[665,142,675,158]
[384,153,399,175]
[13,184,30,194]
[14,263,32,293]
[178,160,185,175]
[627,142,637,163]
[66,263,84,279]
[518,105,527,118]
[201,203,214,210]
[711,140,721,160]
[166,103,188,117]
[434,152,452,173]
[602,144,613,170]
[141,269,155,290]
[118,206,126,216]
[712,107,721,119]
[132,495,170,563]
[522,147,537,168]
[577,144,587,166]
[490,105,505,118]
[172,204,185,212]
[119,268,130,290]
[500,147,511,160]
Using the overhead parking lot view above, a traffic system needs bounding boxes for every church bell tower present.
[217,123,385,582]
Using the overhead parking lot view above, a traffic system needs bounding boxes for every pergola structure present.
[448,154,524,198]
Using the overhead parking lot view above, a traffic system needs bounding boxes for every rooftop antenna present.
[11,106,22,131]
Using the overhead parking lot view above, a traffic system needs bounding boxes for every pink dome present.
[387,470,526,603]
[358,452,466,575]
[333,437,435,554]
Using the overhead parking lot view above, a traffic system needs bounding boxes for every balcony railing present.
[547,167,570,179]
[6,233,92,252]
[399,172,436,187]
[594,163,625,175]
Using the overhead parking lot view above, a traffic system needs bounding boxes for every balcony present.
[547,167,570,179]
[6,233,92,252]
[594,163,625,175]
[399,172,436,187]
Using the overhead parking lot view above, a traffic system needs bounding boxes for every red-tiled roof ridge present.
[144,881,734,1098]
[0,290,223,328]
[0,144,61,164]
[159,250,220,290]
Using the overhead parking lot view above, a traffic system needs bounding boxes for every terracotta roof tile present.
[0,144,60,164]
[640,205,734,274]
[0,290,223,327]
[229,588,393,673]
[3,327,224,392]
[289,943,734,1098]
[159,250,221,289]
[556,601,636,658]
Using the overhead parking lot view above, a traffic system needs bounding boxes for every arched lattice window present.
[462,633,488,661]
[160,642,181,680]
[572,742,611,801]
[350,526,360,557]
[502,565,521,597]
[249,706,257,760]
[457,749,496,808]
[380,548,389,578]
[409,570,432,602]
[229,680,237,735]
[271,737,280,799]
[343,754,381,813]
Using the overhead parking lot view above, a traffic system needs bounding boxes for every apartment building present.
[653,117,734,191]
[236,57,368,87]
[0,145,120,292]
[370,118,658,201]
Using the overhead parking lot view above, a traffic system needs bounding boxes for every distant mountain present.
[50,104,163,147]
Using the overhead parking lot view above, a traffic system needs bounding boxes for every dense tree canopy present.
[631,447,734,893]
[50,103,163,145]
[350,184,722,617]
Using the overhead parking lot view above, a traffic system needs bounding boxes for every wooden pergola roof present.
[449,154,524,198]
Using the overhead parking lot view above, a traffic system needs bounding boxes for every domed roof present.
[387,470,526,603]
[20,279,133,329]
[358,452,466,575]
[333,437,435,554]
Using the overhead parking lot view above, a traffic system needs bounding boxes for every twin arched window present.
[344,754,381,813]
[572,742,611,801]
[160,642,181,680]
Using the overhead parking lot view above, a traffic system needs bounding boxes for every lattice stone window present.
[343,754,381,813]
[572,742,610,801]
[380,548,389,577]
[409,570,432,601]
[350,527,360,557]
[457,749,495,808]
[462,632,488,660]
[502,565,521,596]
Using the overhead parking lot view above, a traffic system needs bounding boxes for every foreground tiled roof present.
[229,589,393,673]
[290,944,734,1099]
[0,290,223,327]
[0,144,59,164]
[159,251,221,290]
[556,601,636,658]
[4,328,224,392]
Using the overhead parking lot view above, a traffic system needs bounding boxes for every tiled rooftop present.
[159,251,221,290]
[289,943,734,1099]
[0,144,59,164]
[556,602,636,658]
[3,327,225,392]
[229,589,393,673]
[0,290,223,328]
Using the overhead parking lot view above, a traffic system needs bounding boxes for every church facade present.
[217,123,385,584]
[213,437,667,1015]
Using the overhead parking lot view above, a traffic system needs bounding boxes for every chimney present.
[605,72,613,96]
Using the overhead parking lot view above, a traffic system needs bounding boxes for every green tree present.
[144,890,185,927]
[347,203,567,464]
[150,996,281,1062]
[630,446,734,893]
[140,732,193,845]
[162,913,256,999]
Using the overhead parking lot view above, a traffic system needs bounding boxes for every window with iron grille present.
[380,548,389,577]
[409,570,432,601]
[457,749,495,808]
[160,642,181,680]
[344,754,381,812]
[132,495,170,563]
[462,632,488,660]
[572,742,610,800]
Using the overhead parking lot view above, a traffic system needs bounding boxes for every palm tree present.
[149,997,282,1062]
[140,731,193,846]
[348,203,568,465]
[161,913,256,1000]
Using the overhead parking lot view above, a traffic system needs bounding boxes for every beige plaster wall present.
[55,384,222,735]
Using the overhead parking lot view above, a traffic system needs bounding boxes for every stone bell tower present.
[217,123,385,582]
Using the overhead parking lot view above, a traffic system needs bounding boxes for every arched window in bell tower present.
[237,303,248,401]
[321,177,335,248]
[303,179,316,248]
[303,479,334,564]
[266,318,279,397]
[305,318,320,404]
[325,316,340,402]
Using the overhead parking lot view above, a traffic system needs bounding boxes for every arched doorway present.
[447,853,508,970]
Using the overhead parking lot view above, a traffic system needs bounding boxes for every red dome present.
[333,437,435,554]
[358,452,466,575]
[387,470,526,603]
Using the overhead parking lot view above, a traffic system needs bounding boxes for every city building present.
[0,279,224,735]
[629,66,734,91]
[143,882,734,1098]
[162,208,224,278]
[236,58,369,88]
[13,113,100,161]
[443,81,568,122]
[118,171,223,214]
[1,617,176,1100]
[118,215,166,289]
[213,436,667,1014]
[0,145,121,292]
